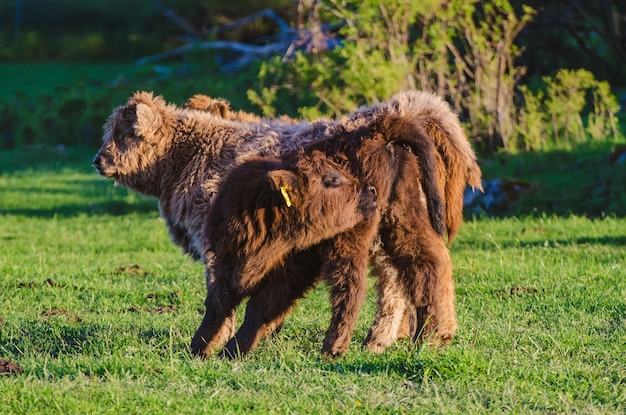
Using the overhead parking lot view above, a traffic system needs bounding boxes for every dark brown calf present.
[191,151,377,357]
[94,91,480,358]
[192,115,446,358]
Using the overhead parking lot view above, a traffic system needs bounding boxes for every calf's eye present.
[322,172,345,188]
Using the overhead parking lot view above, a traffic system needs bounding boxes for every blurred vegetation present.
[0,0,624,154]
[0,0,296,61]
[0,61,261,149]
[517,69,621,150]
[249,0,623,153]
[0,0,172,61]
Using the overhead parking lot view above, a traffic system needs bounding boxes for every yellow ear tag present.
[280,186,292,207]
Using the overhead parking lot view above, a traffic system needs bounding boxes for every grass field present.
[1,147,625,414]
[0,61,257,108]
[0,63,151,100]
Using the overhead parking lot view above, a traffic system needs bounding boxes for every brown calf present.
[94,90,480,357]
[191,115,446,358]
[191,151,378,357]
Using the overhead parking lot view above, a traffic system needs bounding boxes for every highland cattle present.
[93,90,481,357]
[192,116,444,357]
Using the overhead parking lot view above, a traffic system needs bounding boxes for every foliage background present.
[0,0,625,153]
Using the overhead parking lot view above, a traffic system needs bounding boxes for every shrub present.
[249,0,622,152]
[516,69,621,150]
[250,0,534,151]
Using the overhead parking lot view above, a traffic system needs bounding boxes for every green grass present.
[0,61,262,150]
[0,61,258,109]
[1,147,625,414]
[0,63,150,100]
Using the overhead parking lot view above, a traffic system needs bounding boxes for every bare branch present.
[135,40,291,66]
[203,8,292,37]
[564,0,626,59]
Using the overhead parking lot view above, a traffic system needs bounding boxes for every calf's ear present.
[185,95,231,117]
[135,103,163,137]
[208,100,230,118]
[108,106,136,139]
[268,170,300,208]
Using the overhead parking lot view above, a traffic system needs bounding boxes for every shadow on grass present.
[0,318,175,359]
[4,137,626,219]
[571,235,626,246]
[0,200,158,218]
[1,171,159,217]
[0,147,160,218]
[316,346,429,381]
[473,141,626,218]
[0,147,98,173]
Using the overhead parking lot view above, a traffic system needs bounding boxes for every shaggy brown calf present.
[192,114,445,358]
[94,90,480,357]
[192,151,378,357]
[185,93,483,353]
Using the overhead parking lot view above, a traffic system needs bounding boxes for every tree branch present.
[135,40,291,66]
[203,8,292,37]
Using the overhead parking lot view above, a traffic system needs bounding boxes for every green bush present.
[249,0,622,152]
[516,69,621,150]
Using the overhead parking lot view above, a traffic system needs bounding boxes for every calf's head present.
[270,152,378,230]
[93,91,174,195]
[208,151,378,261]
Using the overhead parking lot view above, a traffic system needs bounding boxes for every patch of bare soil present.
[40,309,82,323]
[499,286,540,296]
[146,291,181,302]
[147,305,178,314]
[0,359,23,375]
[115,264,153,278]
[41,309,69,317]
[127,305,178,313]
[17,278,67,289]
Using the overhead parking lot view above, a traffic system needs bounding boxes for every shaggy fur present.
[193,151,378,357]
[192,116,444,358]
[94,90,481,356]
[184,94,263,122]
[355,93,483,352]
[185,93,483,353]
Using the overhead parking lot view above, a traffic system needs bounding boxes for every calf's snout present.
[358,184,378,218]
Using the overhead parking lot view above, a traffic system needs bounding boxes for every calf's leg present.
[379,221,457,347]
[191,275,241,358]
[321,219,379,357]
[219,250,322,358]
[363,248,410,353]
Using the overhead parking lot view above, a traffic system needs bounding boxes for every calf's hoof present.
[190,335,213,358]
[362,336,389,354]
[321,342,349,358]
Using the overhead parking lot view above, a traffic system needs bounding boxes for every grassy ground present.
[477,141,626,217]
[0,61,257,108]
[0,61,261,150]
[0,63,149,99]
[0,147,625,414]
